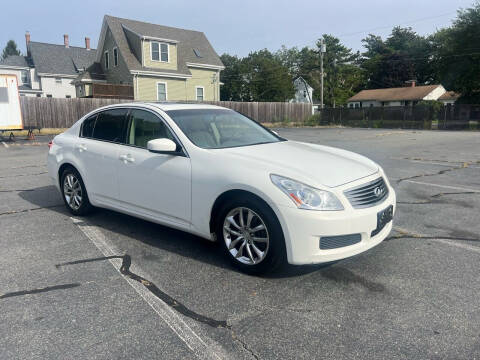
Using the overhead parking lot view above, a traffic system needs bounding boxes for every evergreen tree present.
[1,40,21,60]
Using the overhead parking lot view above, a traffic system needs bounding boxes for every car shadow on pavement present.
[19,186,330,278]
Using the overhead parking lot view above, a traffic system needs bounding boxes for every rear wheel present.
[60,167,93,216]
[216,197,286,274]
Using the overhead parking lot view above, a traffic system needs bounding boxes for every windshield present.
[166,109,284,149]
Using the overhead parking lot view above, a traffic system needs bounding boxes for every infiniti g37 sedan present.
[48,103,396,274]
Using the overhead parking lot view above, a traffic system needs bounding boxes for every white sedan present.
[48,103,395,274]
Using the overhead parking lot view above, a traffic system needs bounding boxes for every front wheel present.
[216,197,286,274]
[60,167,93,216]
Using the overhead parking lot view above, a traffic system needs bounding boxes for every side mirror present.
[147,138,182,155]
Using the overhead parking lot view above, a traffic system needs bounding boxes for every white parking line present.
[70,217,227,360]
[394,226,480,254]
[2,141,9,148]
[403,180,480,193]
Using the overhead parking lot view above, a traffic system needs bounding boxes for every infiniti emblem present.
[373,186,383,197]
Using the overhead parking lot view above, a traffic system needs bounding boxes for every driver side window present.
[127,109,174,148]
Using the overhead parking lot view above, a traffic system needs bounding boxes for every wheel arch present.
[209,189,284,238]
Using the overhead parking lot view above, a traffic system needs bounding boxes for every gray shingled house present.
[0,33,96,98]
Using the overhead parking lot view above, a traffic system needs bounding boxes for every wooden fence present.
[19,97,313,129]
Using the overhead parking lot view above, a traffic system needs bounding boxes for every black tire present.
[60,166,93,216]
[216,196,287,275]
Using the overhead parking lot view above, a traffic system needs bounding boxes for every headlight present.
[270,174,344,211]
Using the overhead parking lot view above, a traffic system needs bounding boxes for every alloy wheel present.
[63,173,83,210]
[223,207,269,265]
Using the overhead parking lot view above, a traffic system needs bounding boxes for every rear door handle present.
[76,144,87,152]
[119,154,135,163]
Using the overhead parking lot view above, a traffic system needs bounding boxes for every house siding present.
[40,76,77,98]
[136,76,187,101]
[101,27,132,85]
[186,68,219,101]
[142,40,178,71]
[135,68,219,101]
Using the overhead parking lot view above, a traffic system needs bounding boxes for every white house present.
[291,76,313,103]
[347,83,447,108]
[0,32,96,98]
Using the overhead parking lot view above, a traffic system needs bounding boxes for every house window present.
[196,86,204,101]
[55,78,62,84]
[157,82,167,101]
[21,70,29,84]
[66,95,71,98]
[46,94,52,98]
[113,47,118,67]
[105,51,109,69]
[36,94,41,98]
[151,42,168,62]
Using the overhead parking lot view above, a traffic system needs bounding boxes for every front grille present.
[344,177,388,209]
[320,234,362,250]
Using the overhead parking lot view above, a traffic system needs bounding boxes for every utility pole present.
[319,39,326,109]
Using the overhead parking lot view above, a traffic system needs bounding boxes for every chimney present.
[64,34,69,48]
[85,37,90,50]
[25,31,30,55]
[25,31,30,47]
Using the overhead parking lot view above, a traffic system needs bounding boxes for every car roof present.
[99,102,227,112]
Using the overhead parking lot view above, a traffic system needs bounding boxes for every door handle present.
[119,154,135,163]
[76,143,87,152]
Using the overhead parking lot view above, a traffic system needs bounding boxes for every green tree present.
[361,27,432,89]
[221,49,294,102]
[281,35,364,106]
[430,2,480,102]
[1,40,21,60]
[242,49,294,101]
[220,54,245,101]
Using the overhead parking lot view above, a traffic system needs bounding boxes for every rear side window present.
[127,109,174,148]
[81,114,97,138]
[92,109,129,143]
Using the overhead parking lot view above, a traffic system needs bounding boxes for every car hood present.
[219,140,379,188]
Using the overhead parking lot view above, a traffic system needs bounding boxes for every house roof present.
[438,91,460,101]
[0,55,30,68]
[74,62,107,82]
[102,15,223,76]
[29,41,97,76]
[348,85,441,102]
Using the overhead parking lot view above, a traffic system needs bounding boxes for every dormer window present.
[151,42,168,62]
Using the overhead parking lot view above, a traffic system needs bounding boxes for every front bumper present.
[278,183,396,265]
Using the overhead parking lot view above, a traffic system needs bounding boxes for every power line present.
[338,11,457,37]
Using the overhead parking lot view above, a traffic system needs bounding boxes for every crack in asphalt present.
[396,162,470,184]
[400,157,480,165]
[0,172,48,179]
[0,205,63,216]
[231,331,260,360]
[55,255,230,329]
[386,227,480,243]
[397,191,479,205]
[0,283,80,299]
[0,189,36,193]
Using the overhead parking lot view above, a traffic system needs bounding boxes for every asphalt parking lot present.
[1,128,479,360]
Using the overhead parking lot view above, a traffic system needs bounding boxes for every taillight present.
[48,140,53,149]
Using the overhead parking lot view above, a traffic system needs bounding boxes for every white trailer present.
[0,74,23,135]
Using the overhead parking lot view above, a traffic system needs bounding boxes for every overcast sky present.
[1,0,474,57]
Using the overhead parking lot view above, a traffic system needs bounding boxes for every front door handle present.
[119,154,135,163]
[76,143,87,152]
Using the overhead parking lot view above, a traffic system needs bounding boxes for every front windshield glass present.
[166,109,284,149]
